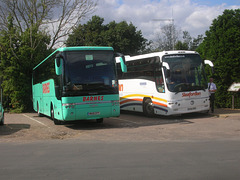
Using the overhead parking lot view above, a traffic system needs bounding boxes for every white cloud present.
[183,4,232,36]
[89,0,240,41]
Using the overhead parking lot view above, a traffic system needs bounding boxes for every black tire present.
[143,99,154,117]
[51,106,62,125]
[37,103,42,117]
[0,113,4,126]
[96,118,103,123]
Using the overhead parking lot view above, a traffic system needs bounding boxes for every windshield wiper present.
[190,85,206,91]
[175,90,181,95]
[174,85,206,94]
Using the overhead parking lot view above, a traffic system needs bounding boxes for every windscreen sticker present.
[165,55,185,58]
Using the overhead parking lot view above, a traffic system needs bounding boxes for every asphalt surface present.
[1,139,240,180]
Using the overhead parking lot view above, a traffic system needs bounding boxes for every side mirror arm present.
[204,60,214,74]
[115,53,127,73]
[55,54,63,75]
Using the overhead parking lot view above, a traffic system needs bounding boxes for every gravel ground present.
[1,108,240,143]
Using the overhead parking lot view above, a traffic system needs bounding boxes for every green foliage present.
[175,41,189,50]
[0,16,51,112]
[197,9,240,108]
[175,31,203,51]
[66,16,148,55]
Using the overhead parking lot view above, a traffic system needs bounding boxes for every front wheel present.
[51,107,63,125]
[143,99,154,117]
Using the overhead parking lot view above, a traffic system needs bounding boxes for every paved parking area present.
[1,109,240,143]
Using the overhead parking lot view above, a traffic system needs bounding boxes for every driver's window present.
[155,71,165,93]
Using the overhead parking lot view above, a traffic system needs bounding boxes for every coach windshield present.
[63,50,118,96]
[163,54,208,93]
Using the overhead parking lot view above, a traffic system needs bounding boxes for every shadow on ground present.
[0,124,30,136]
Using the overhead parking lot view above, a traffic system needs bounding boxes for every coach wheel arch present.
[143,97,154,117]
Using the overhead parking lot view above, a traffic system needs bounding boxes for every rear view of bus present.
[118,51,213,116]
[32,46,126,125]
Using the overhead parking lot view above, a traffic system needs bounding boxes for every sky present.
[85,0,240,41]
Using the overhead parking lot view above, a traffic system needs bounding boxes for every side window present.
[33,55,60,88]
[155,71,165,93]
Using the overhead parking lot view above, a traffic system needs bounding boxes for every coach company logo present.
[119,84,123,91]
[83,96,104,102]
[42,82,50,94]
[182,92,201,98]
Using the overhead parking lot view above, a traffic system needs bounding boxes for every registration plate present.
[188,107,196,111]
[87,112,100,116]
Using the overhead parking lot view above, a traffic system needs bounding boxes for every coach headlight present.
[168,101,178,106]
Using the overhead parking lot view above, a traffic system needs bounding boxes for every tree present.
[174,41,188,50]
[190,34,203,51]
[175,32,203,51]
[66,16,148,55]
[154,24,203,51]
[197,9,240,108]
[0,0,97,49]
[0,16,51,111]
[0,0,96,111]
[66,16,105,46]
[155,24,180,51]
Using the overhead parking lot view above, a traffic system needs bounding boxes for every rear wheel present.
[143,99,154,117]
[37,103,42,117]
